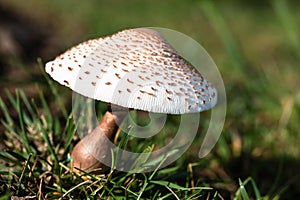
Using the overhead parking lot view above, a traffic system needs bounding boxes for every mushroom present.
[45,28,217,172]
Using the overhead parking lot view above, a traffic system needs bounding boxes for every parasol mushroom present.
[45,28,217,172]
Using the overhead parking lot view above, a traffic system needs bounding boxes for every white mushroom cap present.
[45,28,217,114]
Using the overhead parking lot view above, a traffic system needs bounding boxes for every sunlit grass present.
[0,85,214,199]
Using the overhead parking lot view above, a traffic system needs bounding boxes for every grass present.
[1,0,300,199]
[0,83,213,199]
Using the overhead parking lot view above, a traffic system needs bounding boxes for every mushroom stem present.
[71,108,127,173]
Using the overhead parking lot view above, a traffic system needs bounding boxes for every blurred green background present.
[0,0,299,199]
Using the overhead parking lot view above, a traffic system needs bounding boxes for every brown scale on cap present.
[63,80,69,85]
[115,73,121,79]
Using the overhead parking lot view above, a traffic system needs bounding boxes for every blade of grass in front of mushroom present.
[137,156,169,199]
[61,114,77,157]
[134,144,155,171]
[113,129,130,169]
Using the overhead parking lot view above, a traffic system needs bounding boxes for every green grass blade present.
[16,154,32,195]
[62,115,76,155]
[4,89,18,111]
[37,85,53,129]
[250,178,261,199]
[113,131,130,169]
[150,180,211,191]
[59,180,91,200]
[136,156,171,199]
[157,166,180,176]
[19,90,35,118]
[132,144,155,172]
[0,97,14,126]
[1,120,23,142]
[0,151,22,166]
[272,0,300,59]
[4,150,27,162]
[136,173,148,200]
[39,123,59,166]
[29,91,59,166]
[239,179,250,200]
[15,89,32,153]
[198,0,248,72]
[234,177,262,200]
